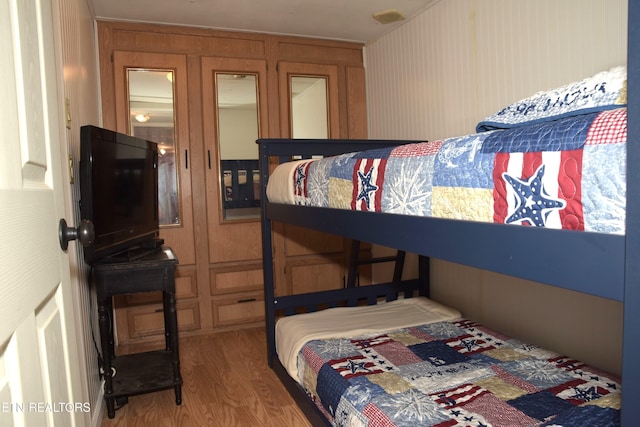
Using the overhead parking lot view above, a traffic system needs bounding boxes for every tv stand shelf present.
[110,351,177,397]
[92,246,182,419]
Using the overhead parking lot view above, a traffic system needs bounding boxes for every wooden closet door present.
[112,51,200,345]
[201,57,268,264]
[201,57,270,327]
[113,51,195,266]
[274,62,349,296]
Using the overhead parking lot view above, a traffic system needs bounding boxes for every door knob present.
[59,219,95,250]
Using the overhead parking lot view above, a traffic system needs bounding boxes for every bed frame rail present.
[264,275,429,369]
[273,278,427,316]
[257,138,626,302]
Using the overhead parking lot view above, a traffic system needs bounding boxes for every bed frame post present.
[258,140,277,367]
[419,255,430,298]
[622,0,640,424]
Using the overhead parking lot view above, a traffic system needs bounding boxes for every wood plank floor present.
[100,328,312,426]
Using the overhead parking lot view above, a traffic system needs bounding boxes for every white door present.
[0,0,86,426]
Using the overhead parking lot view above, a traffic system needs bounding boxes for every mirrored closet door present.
[274,62,347,296]
[201,57,269,264]
[201,57,269,328]
[111,51,200,343]
[278,62,340,138]
[113,51,195,266]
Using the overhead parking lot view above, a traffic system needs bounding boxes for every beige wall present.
[364,0,627,375]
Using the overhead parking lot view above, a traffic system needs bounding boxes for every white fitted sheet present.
[275,297,462,382]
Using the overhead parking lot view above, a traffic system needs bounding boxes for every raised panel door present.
[111,51,198,346]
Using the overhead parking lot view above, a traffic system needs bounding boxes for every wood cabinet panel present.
[286,255,345,295]
[122,301,201,340]
[346,66,368,139]
[208,222,263,263]
[98,21,366,345]
[210,266,264,295]
[112,30,266,57]
[212,291,265,327]
[175,267,198,299]
[276,42,362,65]
[283,225,345,256]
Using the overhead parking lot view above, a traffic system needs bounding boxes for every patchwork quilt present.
[297,319,621,427]
[287,108,626,234]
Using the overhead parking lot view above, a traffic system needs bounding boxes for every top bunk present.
[259,65,629,302]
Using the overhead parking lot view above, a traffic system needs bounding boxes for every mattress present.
[281,303,622,426]
[275,297,462,382]
[267,67,627,235]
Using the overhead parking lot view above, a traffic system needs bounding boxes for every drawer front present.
[210,266,263,295]
[96,262,177,296]
[211,291,264,327]
[124,301,201,340]
[124,266,197,305]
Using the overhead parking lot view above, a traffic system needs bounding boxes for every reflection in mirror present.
[128,69,180,226]
[216,73,261,221]
[290,76,328,138]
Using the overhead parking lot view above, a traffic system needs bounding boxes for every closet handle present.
[185,149,189,169]
[207,150,211,169]
[237,298,257,304]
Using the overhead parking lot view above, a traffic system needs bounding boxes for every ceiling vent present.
[372,9,406,24]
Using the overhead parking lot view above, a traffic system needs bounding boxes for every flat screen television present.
[80,125,161,264]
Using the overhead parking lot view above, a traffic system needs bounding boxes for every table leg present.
[166,291,183,405]
[98,298,116,418]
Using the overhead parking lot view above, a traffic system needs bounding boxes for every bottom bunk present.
[268,286,621,427]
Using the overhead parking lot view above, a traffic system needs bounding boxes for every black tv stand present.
[92,246,182,418]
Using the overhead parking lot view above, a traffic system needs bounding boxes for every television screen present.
[80,125,160,263]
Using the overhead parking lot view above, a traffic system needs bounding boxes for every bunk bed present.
[259,5,639,425]
[220,159,260,209]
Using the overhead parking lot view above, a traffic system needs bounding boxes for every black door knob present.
[59,219,95,251]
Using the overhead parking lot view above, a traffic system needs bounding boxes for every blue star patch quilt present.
[297,319,621,427]
[280,108,626,234]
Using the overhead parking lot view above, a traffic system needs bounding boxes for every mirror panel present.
[290,76,329,138]
[127,69,180,226]
[216,73,261,221]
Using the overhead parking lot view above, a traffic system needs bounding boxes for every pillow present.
[476,66,627,132]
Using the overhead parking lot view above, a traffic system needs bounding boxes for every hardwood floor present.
[100,328,312,426]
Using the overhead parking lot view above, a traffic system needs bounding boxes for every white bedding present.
[275,297,461,383]
[265,159,307,204]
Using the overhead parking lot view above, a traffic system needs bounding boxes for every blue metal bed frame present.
[259,2,639,423]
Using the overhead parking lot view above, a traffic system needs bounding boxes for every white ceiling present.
[89,0,436,43]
